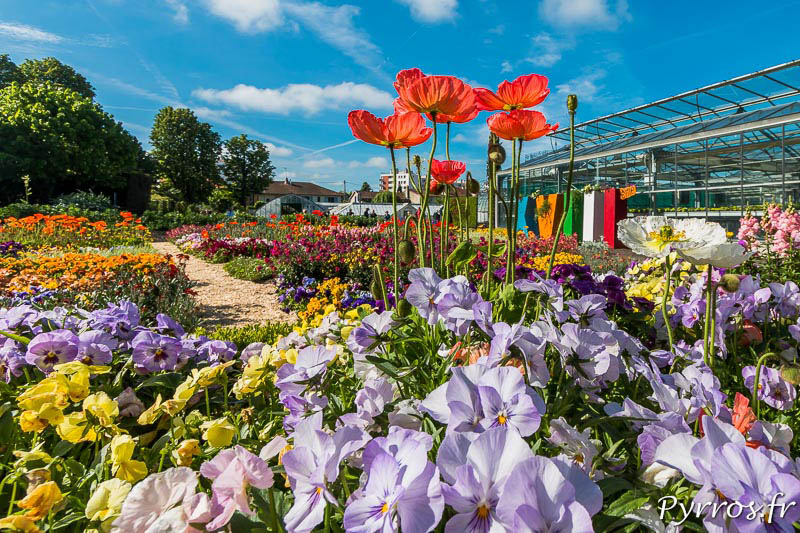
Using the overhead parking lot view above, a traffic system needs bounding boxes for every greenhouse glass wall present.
[495,60,800,231]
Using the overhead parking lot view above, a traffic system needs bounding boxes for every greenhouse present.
[497,59,800,228]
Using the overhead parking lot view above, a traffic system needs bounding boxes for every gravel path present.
[152,240,296,328]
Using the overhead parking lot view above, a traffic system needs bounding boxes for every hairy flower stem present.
[662,255,675,353]
[486,155,496,294]
[390,148,400,306]
[268,488,283,533]
[546,99,576,280]
[427,115,439,271]
[505,139,521,284]
[703,269,714,367]
[753,352,778,418]
[441,187,450,275]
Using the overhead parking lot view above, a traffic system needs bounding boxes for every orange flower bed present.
[0,212,150,249]
[0,252,171,294]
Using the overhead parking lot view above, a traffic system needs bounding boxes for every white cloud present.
[165,0,189,24]
[266,143,293,158]
[487,24,505,35]
[394,0,457,23]
[500,60,513,73]
[283,3,384,75]
[452,124,490,146]
[556,69,606,103]
[348,156,388,169]
[193,81,393,116]
[526,32,570,67]
[538,0,631,30]
[304,157,336,169]
[0,22,64,43]
[202,0,282,33]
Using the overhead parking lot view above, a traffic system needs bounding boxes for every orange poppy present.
[487,109,558,141]
[431,159,466,185]
[348,110,432,149]
[393,68,475,117]
[474,73,550,111]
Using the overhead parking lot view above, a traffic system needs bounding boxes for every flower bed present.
[0,212,150,249]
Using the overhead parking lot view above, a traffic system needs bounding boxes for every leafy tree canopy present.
[0,81,143,203]
[18,57,95,99]
[150,106,222,203]
[360,181,372,192]
[0,54,22,89]
[221,134,275,205]
[372,190,394,203]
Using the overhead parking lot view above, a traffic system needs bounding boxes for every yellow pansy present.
[110,435,148,483]
[57,412,98,443]
[201,417,236,448]
[0,515,42,532]
[190,360,235,388]
[17,377,70,412]
[83,392,119,427]
[17,481,62,521]
[13,445,53,466]
[85,478,131,530]
[162,380,197,416]
[172,439,201,466]
[137,394,164,425]
[233,354,270,398]
[19,403,63,433]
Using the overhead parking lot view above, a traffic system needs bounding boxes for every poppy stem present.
[446,122,451,160]
[427,116,439,270]
[390,148,400,307]
[546,96,577,280]
[486,137,496,293]
[662,254,675,353]
[753,352,778,418]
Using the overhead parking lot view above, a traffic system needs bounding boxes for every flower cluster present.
[0,212,150,249]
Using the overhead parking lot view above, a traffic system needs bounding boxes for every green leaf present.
[136,372,183,390]
[51,441,74,458]
[365,355,400,379]
[605,490,651,517]
[598,477,632,499]
[0,329,30,345]
[446,240,477,270]
[50,511,85,529]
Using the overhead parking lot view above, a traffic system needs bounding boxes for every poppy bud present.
[780,364,800,385]
[488,143,506,165]
[398,240,415,263]
[467,176,480,195]
[429,180,443,195]
[397,298,412,317]
[413,154,422,167]
[720,273,740,292]
[370,280,383,301]
[567,94,578,112]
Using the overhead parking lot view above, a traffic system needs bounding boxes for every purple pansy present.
[25,329,79,372]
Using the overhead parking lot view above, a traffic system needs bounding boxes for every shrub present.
[223,256,273,281]
[53,191,113,211]
[195,321,295,350]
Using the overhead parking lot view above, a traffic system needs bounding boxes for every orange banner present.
[619,185,637,200]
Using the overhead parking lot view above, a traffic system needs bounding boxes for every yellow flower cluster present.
[522,253,584,271]
[625,252,699,303]
[298,277,349,326]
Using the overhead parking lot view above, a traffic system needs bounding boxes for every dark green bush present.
[54,191,113,211]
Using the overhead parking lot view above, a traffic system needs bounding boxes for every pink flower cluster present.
[738,204,800,256]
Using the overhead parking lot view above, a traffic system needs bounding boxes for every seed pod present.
[467,176,480,195]
[488,143,506,165]
[720,273,741,293]
[398,239,415,263]
[781,364,800,385]
[370,279,383,301]
[397,298,412,317]
[567,94,578,112]
[413,154,422,167]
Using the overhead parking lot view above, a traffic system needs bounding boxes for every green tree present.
[0,54,21,89]
[149,107,222,203]
[0,81,143,202]
[372,190,393,203]
[18,57,95,99]
[221,134,275,205]
[360,181,372,192]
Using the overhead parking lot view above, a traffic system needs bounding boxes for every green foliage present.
[150,106,222,203]
[360,181,372,192]
[223,257,274,281]
[0,81,143,203]
[141,207,225,231]
[0,202,121,222]
[0,54,22,89]
[222,134,275,206]
[18,57,95,99]
[371,191,394,203]
[53,191,113,211]
[209,188,236,212]
[197,321,295,350]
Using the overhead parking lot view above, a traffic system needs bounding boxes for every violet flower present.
[404,268,442,325]
[131,331,182,373]
[742,365,796,410]
[25,329,79,372]
[435,276,482,336]
[156,313,185,338]
[76,330,117,365]
[477,366,544,437]
[346,311,396,356]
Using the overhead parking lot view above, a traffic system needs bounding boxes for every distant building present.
[348,190,408,203]
[251,178,347,205]
[379,171,417,194]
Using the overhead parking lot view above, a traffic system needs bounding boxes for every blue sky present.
[1,0,799,192]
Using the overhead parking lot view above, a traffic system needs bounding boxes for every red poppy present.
[474,73,550,111]
[487,109,558,141]
[731,392,756,435]
[431,159,466,185]
[270,214,277,219]
[394,68,475,117]
[429,180,443,195]
[312,209,323,216]
[348,110,432,148]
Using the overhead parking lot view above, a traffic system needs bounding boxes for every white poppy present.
[676,242,753,268]
[616,216,726,258]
